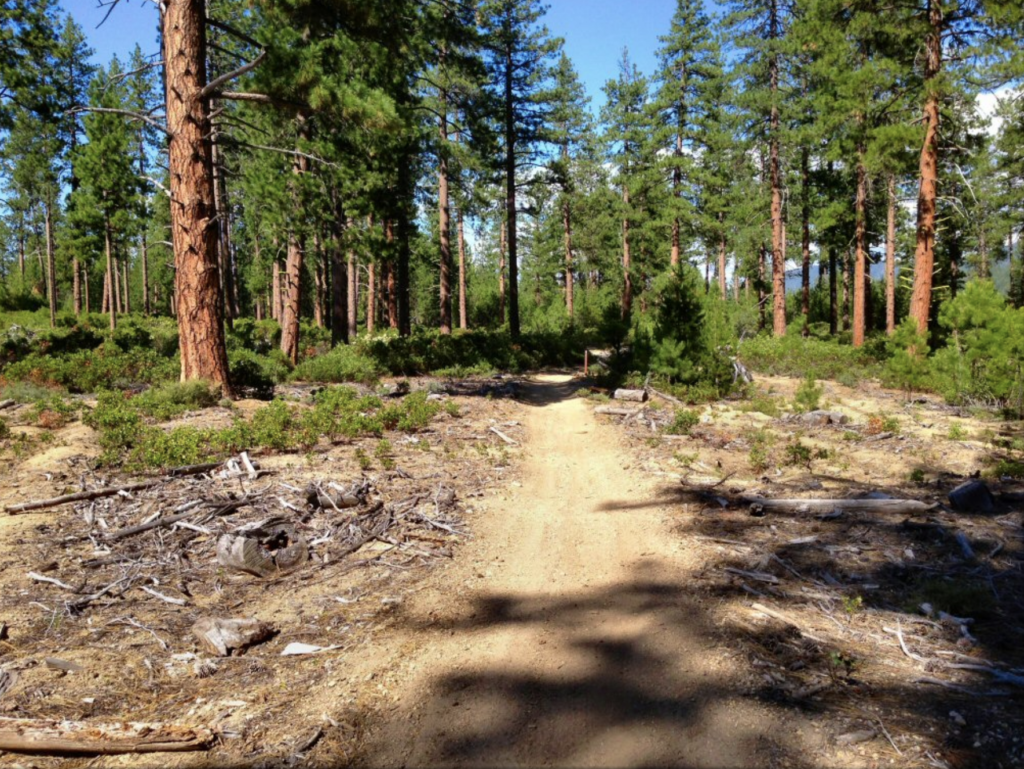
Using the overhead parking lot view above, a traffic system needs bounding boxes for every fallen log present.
[0,399,16,411]
[594,406,641,417]
[737,497,936,515]
[105,496,253,542]
[5,481,162,515]
[488,426,518,445]
[5,462,227,515]
[613,388,648,402]
[0,717,215,754]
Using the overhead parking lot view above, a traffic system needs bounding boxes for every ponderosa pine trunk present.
[314,232,325,329]
[122,253,130,315]
[842,249,851,332]
[457,210,467,330]
[385,220,399,329]
[768,0,786,337]
[73,257,81,315]
[162,0,230,391]
[280,114,310,364]
[438,95,452,335]
[886,174,897,334]
[801,148,810,336]
[909,0,942,335]
[104,217,116,331]
[83,267,89,314]
[718,216,727,300]
[330,207,348,346]
[563,197,575,317]
[758,245,767,332]
[853,150,868,347]
[366,258,376,335]
[621,186,632,321]
[211,130,236,325]
[44,202,56,328]
[498,216,506,326]
[503,50,520,339]
[347,220,358,341]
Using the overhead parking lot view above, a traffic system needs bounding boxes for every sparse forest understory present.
[0,0,1023,427]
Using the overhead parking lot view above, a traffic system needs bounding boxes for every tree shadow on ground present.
[587,479,1024,767]
[367,561,823,768]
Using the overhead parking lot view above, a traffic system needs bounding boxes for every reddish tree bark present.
[621,186,632,320]
[457,210,468,330]
[768,0,786,337]
[909,0,942,335]
[280,115,309,365]
[498,217,506,326]
[886,174,897,335]
[853,151,868,347]
[162,0,231,391]
[385,221,398,330]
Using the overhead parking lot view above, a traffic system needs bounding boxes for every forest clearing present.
[0,370,1021,768]
[3,0,1024,766]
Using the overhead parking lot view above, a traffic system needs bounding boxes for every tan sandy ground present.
[353,374,825,768]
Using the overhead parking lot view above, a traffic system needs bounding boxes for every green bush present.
[292,345,383,385]
[133,381,222,421]
[229,348,289,398]
[792,374,823,413]
[665,408,700,436]
[738,334,884,383]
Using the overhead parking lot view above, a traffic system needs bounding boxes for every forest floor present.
[0,372,1022,768]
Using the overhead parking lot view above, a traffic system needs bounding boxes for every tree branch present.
[201,50,267,100]
[68,107,170,136]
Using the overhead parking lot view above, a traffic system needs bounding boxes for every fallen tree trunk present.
[613,388,647,402]
[5,463,227,514]
[594,406,641,417]
[5,481,163,514]
[0,717,215,754]
[739,497,936,515]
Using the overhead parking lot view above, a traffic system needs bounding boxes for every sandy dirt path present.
[360,375,819,767]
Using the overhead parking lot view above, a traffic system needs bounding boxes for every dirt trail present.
[361,375,819,768]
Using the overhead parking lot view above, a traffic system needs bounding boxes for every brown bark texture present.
[909,0,942,335]
[886,174,897,335]
[853,154,867,347]
[163,0,231,391]
[457,210,468,330]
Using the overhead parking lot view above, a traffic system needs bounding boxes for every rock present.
[798,410,849,426]
[948,479,995,513]
[836,729,876,745]
[191,618,274,657]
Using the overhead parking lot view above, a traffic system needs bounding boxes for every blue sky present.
[64,0,724,113]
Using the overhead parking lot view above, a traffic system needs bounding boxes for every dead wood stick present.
[0,399,16,410]
[594,406,641,417]
[737,497,936,515]
[884,621,929,664]
[649,387,683,406]
[725,568,779,585]
[0,717,214,754]
[6,481,163,515]
[27,572,77,591]
[105,497,253,542]
[749,602,826,643]
[489,426,518,445]
[140,586,188,606]
[5,463,225,514]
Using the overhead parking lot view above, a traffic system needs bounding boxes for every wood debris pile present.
[6,456,465,621]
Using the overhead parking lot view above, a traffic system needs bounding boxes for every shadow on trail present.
[515,374,583,408]
[371,561,820,768]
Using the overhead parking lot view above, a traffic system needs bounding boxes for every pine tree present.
[544,52,592,319]
[602,50,651,322]
[650,0,719,270]
[726,0,793,336]
[479,0,560,339]
[75,60,139,331]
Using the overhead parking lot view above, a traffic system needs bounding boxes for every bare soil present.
[0,373,1021,768]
